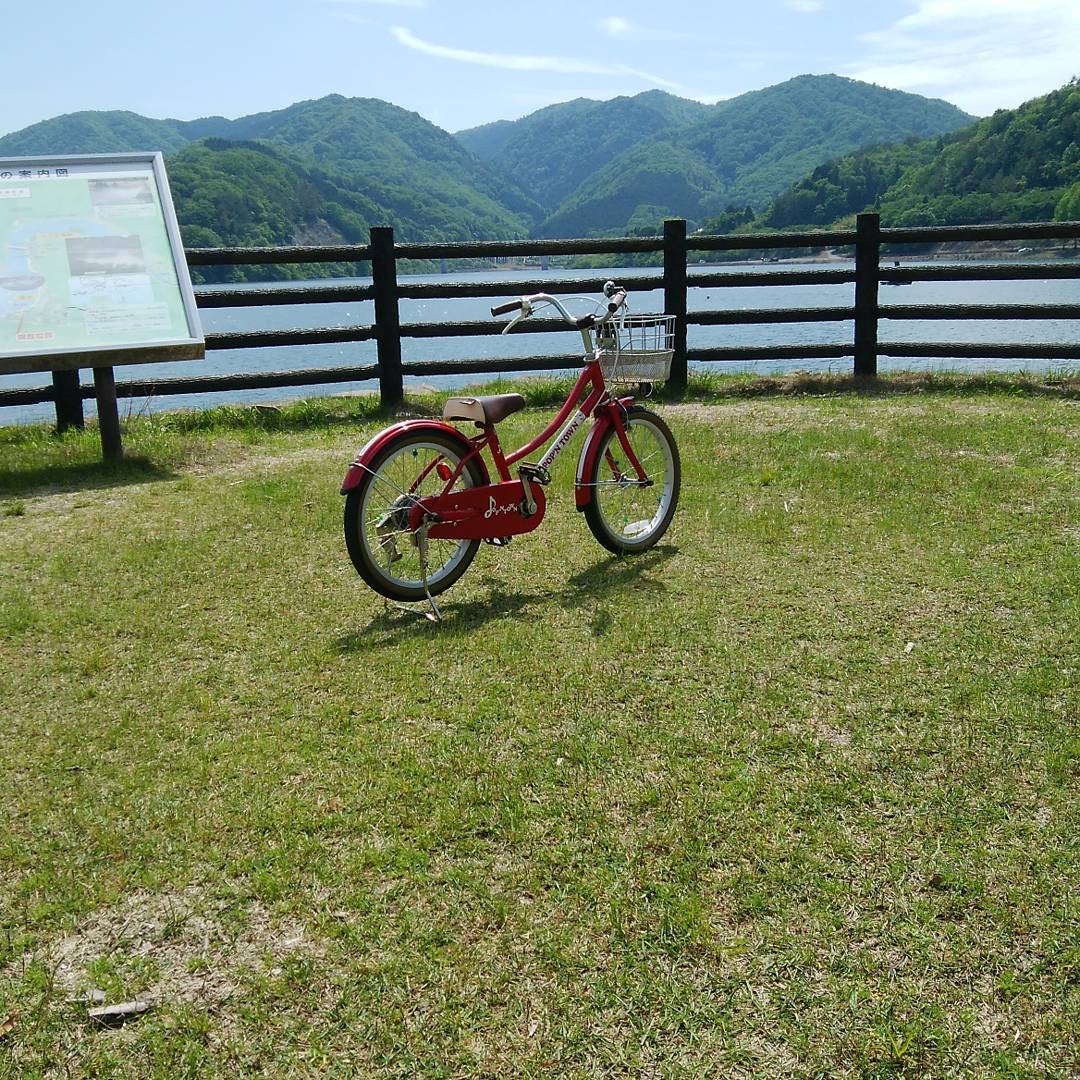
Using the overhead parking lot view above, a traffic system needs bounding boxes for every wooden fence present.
[4,214,1080,429]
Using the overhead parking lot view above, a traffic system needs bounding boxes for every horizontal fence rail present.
[397,274,664,299]
[879,263,1080,283]
[185,244,373,266]
[879,304,1080,321]
[393,238,664,259]
[196,284,376,308]
[3,215,1078,429]
[102,364,383,399]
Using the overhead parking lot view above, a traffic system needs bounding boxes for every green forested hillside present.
[166,140,387,281]
[536,140,726,238]
[756,139,943,229]
[0,97,535,254]
[453,118,521,165]
[536,75,973,236]
[878,79,1079,226]
[690,75,973,204]
[456,91,711,210]
[223,95,542,230]
[166,134,545,282]
[742,78,1079,231]
[1058,181,1080,220]
[0,111,198,157]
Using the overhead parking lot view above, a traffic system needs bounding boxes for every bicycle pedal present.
[518,463,551,485]
[484,536,513,547]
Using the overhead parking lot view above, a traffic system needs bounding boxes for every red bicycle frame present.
[440,357,647,507]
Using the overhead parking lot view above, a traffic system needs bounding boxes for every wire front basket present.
[596,314,675,384]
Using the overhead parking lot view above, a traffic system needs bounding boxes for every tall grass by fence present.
[3,214,1079,430]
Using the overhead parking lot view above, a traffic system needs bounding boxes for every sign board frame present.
[0,151,204,376]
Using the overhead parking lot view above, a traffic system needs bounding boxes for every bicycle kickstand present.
[385,520,443,623]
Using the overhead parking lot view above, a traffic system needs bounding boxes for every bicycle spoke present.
[631,449,662,469]
[367,469,416,504]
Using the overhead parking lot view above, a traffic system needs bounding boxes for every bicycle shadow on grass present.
[334,544,677,652]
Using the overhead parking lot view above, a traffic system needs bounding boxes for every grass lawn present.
[1,374,1077,1077]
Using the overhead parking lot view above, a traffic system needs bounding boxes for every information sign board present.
[0,152,203,375]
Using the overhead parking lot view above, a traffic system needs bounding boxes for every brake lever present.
[501,299,533,334]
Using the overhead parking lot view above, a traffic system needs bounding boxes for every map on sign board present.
[0,153,203,374]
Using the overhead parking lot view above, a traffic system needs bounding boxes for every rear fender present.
[340,420,489,494]
[574,396,634,509]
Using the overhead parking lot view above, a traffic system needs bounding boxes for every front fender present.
[574,397,634,509]
[340,420,489,494]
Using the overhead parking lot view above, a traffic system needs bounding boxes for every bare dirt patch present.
[8,887,315,1008]
[194,443,349,481]
[809,720,853,748]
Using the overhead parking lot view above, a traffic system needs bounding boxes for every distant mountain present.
[454,117,521,164]
[0,96,537,250]
[876,78,1079,226]
[0,110,231,157]
[457,91,712,210]
[167,132,545,283]
[2,76,1010,257]
[751,138,944,231]
[166,139,387,280]
[749,77,1080,231]
[536,139,728,239]
[533,75,974,236]
[220,95,542,233]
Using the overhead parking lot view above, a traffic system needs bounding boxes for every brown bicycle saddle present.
[442,393,526,425]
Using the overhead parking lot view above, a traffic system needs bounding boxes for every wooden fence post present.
[51,369,84,432]
[663,219,688,394]
[370,226,403,407]
[854,213,880,377]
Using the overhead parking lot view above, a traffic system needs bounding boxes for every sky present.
[3,0,1078,138]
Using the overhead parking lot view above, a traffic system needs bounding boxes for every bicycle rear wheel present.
[583,407,680,554]
[344,431,484,601]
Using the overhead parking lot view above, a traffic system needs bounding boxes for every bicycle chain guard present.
[409,480,546,541]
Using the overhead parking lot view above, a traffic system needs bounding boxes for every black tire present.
[344,431,485,601]
[583,407,680,555]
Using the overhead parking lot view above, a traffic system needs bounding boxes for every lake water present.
[3,261,1078,424]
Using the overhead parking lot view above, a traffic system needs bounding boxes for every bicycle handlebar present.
[491,283,627,334]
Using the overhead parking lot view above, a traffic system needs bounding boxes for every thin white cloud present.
[390,26,683,90]
[596,16,687,40]
[785,0,824,12]
[847,0,1080,114]
[600,16,632,36]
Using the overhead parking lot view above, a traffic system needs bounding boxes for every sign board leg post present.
[93,367,123,460]
[51,369,84,432]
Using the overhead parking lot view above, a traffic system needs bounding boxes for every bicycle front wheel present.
[344,431,485,601]
[583,406,680,554]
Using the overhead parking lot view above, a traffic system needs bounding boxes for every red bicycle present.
[340,283,680,608]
